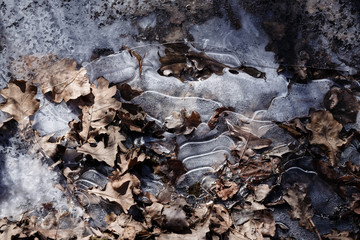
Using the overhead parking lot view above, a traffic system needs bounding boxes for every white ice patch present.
[0,135,68,219]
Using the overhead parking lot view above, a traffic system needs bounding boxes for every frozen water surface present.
[0,1,359,238]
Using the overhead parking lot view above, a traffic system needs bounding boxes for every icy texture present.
[86,51,138,84]
[132,91,223,122]
[182,150,232,170]
[31,91,79,137]
[178,134,235,161]
[176,167,216,190]
[262,80,333,122]
[0,132,68,219]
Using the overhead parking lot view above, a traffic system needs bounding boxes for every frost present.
[0,134,69,219]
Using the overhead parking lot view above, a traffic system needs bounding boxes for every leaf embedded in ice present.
[79,77,122,141]
[88,173,140,213]
[306,110,346,166]
[77,126,126,167]
[0,80,40,123]
[33,58,91,103]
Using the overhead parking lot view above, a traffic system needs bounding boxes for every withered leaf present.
[208,107,234,130]
[79,77,122,141]
[0,80,40,123]
[324,87,360,124]
[33,58,91,103]
[88,173,140,213]
[77,126,126,167]
[119,149,146,174]
[283,184,315,231]
[323,230,356,240]
[306,110,346,166]
[118,83,143,101]
[215,180,239,201]
[210,204,233,235]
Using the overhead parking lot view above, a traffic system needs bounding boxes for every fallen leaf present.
[77,126,126,167]
[79,77,122,141]
[324,87,360,124]
[306,110,346,166]
[33,58,91,103]
[0,80,40,123]
[283,183,315,231]
[215,180,239,201]
[88,173,140,213]
[210,204,233,235]
[208,107,234,130]
[254,184,272,202]
[119,149,146,174]
[323,229,356,240]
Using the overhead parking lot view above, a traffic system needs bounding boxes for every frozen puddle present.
[0,5,340,228]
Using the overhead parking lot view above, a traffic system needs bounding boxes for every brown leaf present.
[208,107,234,130]
[77,126,126,167]
[254,184,272,202]
[33,58,91,103]
[34,132,58,159]
[215,180,239,201]
[163,205,189,231]
[118,83,143,101]
[0,80,40,123]
[324,87,360,124]
[306,110,346,166]
[79,77,122,141]
[165,109,201,134]
[119,149,146,174]
[323,230,356,240]
[231,211,275,240]
[88,173,140,213]
[210,204,233,235]
[283,184,315,231]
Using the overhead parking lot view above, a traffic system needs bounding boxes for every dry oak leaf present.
[306,110,346,166]
[119,149,146,174]
[88,173,140,213]
[210,204,233,235]
[77,126,126,167]
[78,77,122,141]
[33,58,90,103]
[0,80,40,122]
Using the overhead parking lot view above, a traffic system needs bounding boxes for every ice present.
[0,132,69,219]
[262,80,334,122]
[178,134,235,161]
[182,150,232,170]
[86,51,138,84]
[132,91,223,122]
[31,91,80,137]
[176,167,216,190]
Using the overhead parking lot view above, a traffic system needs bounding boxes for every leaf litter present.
[1,46,360,240]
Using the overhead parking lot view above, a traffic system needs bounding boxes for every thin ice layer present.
[132,91,223,122]
[178,134,235,161]
[262,80,333,122]
[31,91,79,137]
